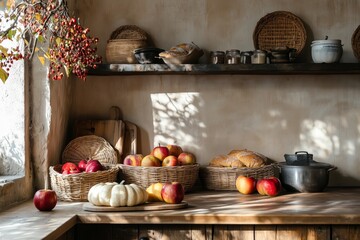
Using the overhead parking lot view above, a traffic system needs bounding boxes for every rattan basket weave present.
[50,135,119,201]
[200,164,276,191]
[253,11,307,55]
[352,25,360,62]
[109,25,149,40]
[118,164,200,192]
[62,135,118,165]
[50,164,119,201]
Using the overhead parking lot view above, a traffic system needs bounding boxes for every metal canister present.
[225,49,241,64]
[251,50,267,64]
[210,51,225,64]
[240,51,253,64]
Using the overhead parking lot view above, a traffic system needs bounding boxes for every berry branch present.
[0,0,101,82]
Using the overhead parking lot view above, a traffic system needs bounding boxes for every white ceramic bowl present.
[311,40,343,63]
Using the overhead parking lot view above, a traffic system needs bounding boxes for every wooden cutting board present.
[75,119,125,162]
[74,107,138,162]
[83,201,188,212]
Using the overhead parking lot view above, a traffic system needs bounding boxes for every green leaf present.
[37,35,45,43]
[63,65,70,77]
[7,29,17,39]
[55,37,61,46]
[37,56,45,65]
[0,68,9,83]
[0,46,8,57]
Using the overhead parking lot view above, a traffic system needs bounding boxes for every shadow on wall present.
[151,92,204,152]
[150,89,360,186]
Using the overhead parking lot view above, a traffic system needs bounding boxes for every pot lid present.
[278,161,334,169]
[311,39,342,45]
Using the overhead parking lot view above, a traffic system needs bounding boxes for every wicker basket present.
[106,39,148,64]
[109,25,149,40]
[352,25,360,62]
[62,135,118,165]
[200,164,277,191]
[253,11,307,56]
[118,164,200,192]
[50,135,119,201]
[50,164,119,201]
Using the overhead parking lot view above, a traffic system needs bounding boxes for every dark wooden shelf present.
[88,63,360,76]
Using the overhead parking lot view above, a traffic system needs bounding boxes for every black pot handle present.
[295,151,309,155]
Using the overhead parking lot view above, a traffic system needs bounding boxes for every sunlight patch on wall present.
[151,92,205,149]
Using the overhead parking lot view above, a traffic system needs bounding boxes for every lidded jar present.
[210,51,225,64]
[251,50,267,64]
[311,38,343,63]
[225,49,241,64]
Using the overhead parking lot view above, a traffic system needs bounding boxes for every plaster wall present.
[71,0,360,186]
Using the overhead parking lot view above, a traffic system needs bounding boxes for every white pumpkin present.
[88,180,148,207]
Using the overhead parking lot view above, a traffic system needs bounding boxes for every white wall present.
[70,0,360,186]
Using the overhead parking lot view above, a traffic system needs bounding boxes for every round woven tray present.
[118,164,200,192]
[200,164,277,191]
[352,25,360,62]
[109,25,149,40]
[50,165,119,201]
[253,11,307,55]
[62,135,118,165]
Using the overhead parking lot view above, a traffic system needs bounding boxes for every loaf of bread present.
[209,149,267,168]
[209,155,245,168]
[158,43,199,58]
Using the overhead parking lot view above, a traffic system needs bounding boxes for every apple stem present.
[44,159,49,190]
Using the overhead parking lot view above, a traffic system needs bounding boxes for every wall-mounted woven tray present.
[253,11,307,55]
[352,25,360,62]
[62,135,118,165]
[109,25,149,40]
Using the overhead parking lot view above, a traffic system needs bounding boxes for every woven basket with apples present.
[50,135,119,201]
[118,144,199,192]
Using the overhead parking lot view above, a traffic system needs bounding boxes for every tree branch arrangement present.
[0,0,102,82]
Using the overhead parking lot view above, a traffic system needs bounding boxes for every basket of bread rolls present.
[158,42,204,64]
[200,149,277,190]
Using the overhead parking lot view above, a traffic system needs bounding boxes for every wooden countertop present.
[1,188,360,239]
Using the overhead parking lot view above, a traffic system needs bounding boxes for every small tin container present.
[225,49,241,64]
[240,51,253,64]
[210,51,225,64]
[251,50,267,64]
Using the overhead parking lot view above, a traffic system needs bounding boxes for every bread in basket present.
[201,149,276,190]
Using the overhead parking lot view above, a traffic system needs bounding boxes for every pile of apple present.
[235,175,282,197]
[60,159,103,175]
[146,182,185,204]
[123,144,196,167]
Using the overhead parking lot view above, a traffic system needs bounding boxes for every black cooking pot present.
[284,151,313,166]
[133,47,165,64]
[278,161,337,193]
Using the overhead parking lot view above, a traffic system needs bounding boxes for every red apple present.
[177,152,196,165]
[152,144,169,161]
[162,155,178,166]
[141,155,161,167]
[123,154,143,166]
[85,159,103,173]
[235,175,257,195]
[161,182,185,204]
[166,144,183,157]
[61,162,81,174]
[256,177,282,197]
[33,189,57,211]
[78,160,88,172]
